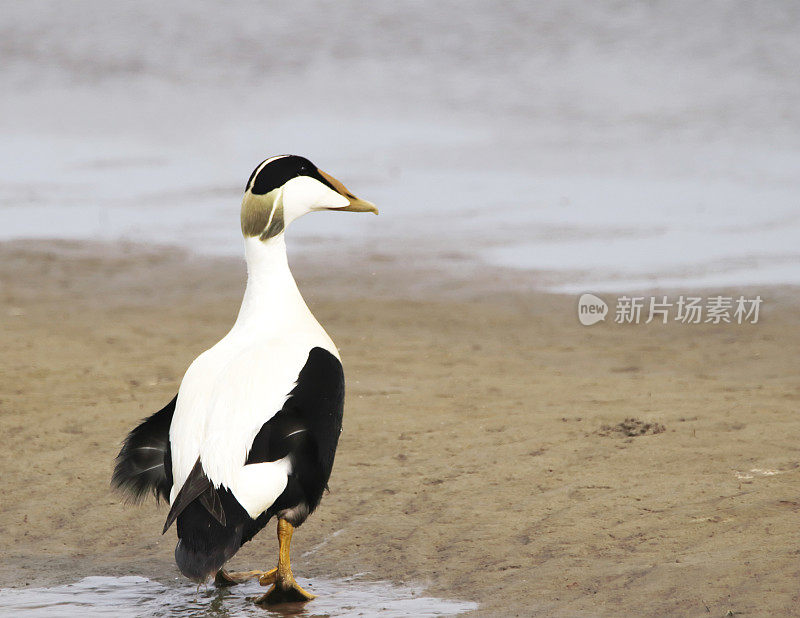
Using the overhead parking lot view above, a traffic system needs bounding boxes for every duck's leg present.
[214,568,276,587]
[254,519,316,605]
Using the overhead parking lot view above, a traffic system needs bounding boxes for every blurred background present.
[2,0,799,292]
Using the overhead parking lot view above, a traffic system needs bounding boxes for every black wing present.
[112,395,176,503]
[246,347,345,523]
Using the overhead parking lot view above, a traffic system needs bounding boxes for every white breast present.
[168,235,338,514]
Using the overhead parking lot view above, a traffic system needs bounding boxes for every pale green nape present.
[240,189,285,240]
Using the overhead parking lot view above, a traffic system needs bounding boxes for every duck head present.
[241,155,378,241]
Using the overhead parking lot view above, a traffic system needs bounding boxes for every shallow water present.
[0,575,477,617]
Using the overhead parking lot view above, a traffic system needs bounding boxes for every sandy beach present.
[1,239,798,616]
[2,1,800,615]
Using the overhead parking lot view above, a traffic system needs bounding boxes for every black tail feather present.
[112,396,176,503]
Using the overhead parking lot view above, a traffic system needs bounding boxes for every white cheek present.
[282,177,348,223]
[322,187,350,209]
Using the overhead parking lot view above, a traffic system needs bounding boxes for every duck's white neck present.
[233,235,313,332]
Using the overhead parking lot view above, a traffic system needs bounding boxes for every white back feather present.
[168,235,338,511]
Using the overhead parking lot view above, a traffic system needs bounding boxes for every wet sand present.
[1,240,799,616]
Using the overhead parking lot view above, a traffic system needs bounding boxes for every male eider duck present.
[112,155,377,604]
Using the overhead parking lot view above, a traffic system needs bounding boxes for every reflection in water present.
[0,575,477,617]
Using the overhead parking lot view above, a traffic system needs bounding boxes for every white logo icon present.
[578,293,608,326]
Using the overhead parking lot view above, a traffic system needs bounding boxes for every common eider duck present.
[112,155,377,604]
